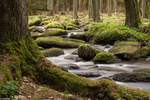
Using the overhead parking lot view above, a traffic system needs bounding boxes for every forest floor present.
[15,77,88,100]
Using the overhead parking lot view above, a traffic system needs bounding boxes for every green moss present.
[93,52,116,64]
[134,68,150,73]
[1,36,150,99]
[41,48,64,57]
[135,46,150,58]
[86,23,150,45]
[28,16,42,26]
[110,41,141,60]
[35,36,85,48]
[70,33,87,41]
[78,44,104,60]
[31,28,68,38]
[45,21,64,29]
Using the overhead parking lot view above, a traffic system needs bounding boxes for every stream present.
[47,30,150,92]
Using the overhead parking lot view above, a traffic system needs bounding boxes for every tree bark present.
[47,0,54,15]
[124,0,141,28]
[0,0,28,43]
[73,0,78,19]
[107,0,112,16]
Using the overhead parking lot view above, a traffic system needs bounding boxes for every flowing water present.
[47,30,150,92]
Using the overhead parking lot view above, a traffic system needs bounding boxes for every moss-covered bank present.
[0,37,150,99]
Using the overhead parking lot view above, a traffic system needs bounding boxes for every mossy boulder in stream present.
[31,28,68,38]
[93,52,116,64]
[78,44,103,60]
[112,72,150,82]
[70,33,87,41]
[109,41,141,60]
[41,48,64,57]
[35,36,85,48]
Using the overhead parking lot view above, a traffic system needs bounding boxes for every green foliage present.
[0,81,20,98]
[93,52,116,64]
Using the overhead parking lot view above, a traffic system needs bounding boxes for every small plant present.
[0,80,20,99]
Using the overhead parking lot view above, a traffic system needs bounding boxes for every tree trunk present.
[113,0,117,15]
[73,0,78,19]
[0,0,28,43]
[88,0,93,18]
[47,0,54,15]
[107,0,112,16]
[124,0,141,28]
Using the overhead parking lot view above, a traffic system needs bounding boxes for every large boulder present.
[35,36,85,48]
[31,28,68,38]
[78,44,103,60]
[93,52,116,64]
[41,48,64,57]
[109,41,141,60]
[112,72,150,82]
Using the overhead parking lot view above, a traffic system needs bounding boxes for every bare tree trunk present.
[113,0,117,15]
[107,0,112,16]
[141,0,146,18]
[47,0,54,15]
[88,0,93,18]
[124,0,141,28]
[100,0,103,13]
[73,0,78,19]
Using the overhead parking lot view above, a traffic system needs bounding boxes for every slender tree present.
[47,0,54,15]
[107,0,112,16]
[73,0,78,19]
[124,0,141,28]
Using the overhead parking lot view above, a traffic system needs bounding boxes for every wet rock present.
[72,50,78,55]
[68,64,80,70]
[64,55,77,60]
[105,45,111,48]
[109,41,141,60]
[112,72,150,82]
[146,57,150,62]
[30,26,46,32]
[58,65,68,72]
[93,52,116,64]
[75,71,101,77]
[78,44,104,60]
[41,48,64,57]
[36,36,85,48]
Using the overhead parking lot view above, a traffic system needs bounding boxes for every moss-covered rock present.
[70,33,87,41]
[134,68,150,73]
[41,48,64,57]
[86,23,150,45]
[78,44,103,60]
[112,72,150,82]
[28,16,42,26]
[93,52,116,64]
[135,46,150,58]
[45,21,64,29]
[35,36,85,48]
[31,28,68,38]
[109,41,141,60]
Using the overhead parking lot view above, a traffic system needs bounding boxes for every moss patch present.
[35,36,85,48]
[86,23,150,45]
[28,16,42,26]
[31,28,68,38]
[93,52,116,64]
[109,41,141,60]
[41,48,64,57]
[78,44,104,60]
